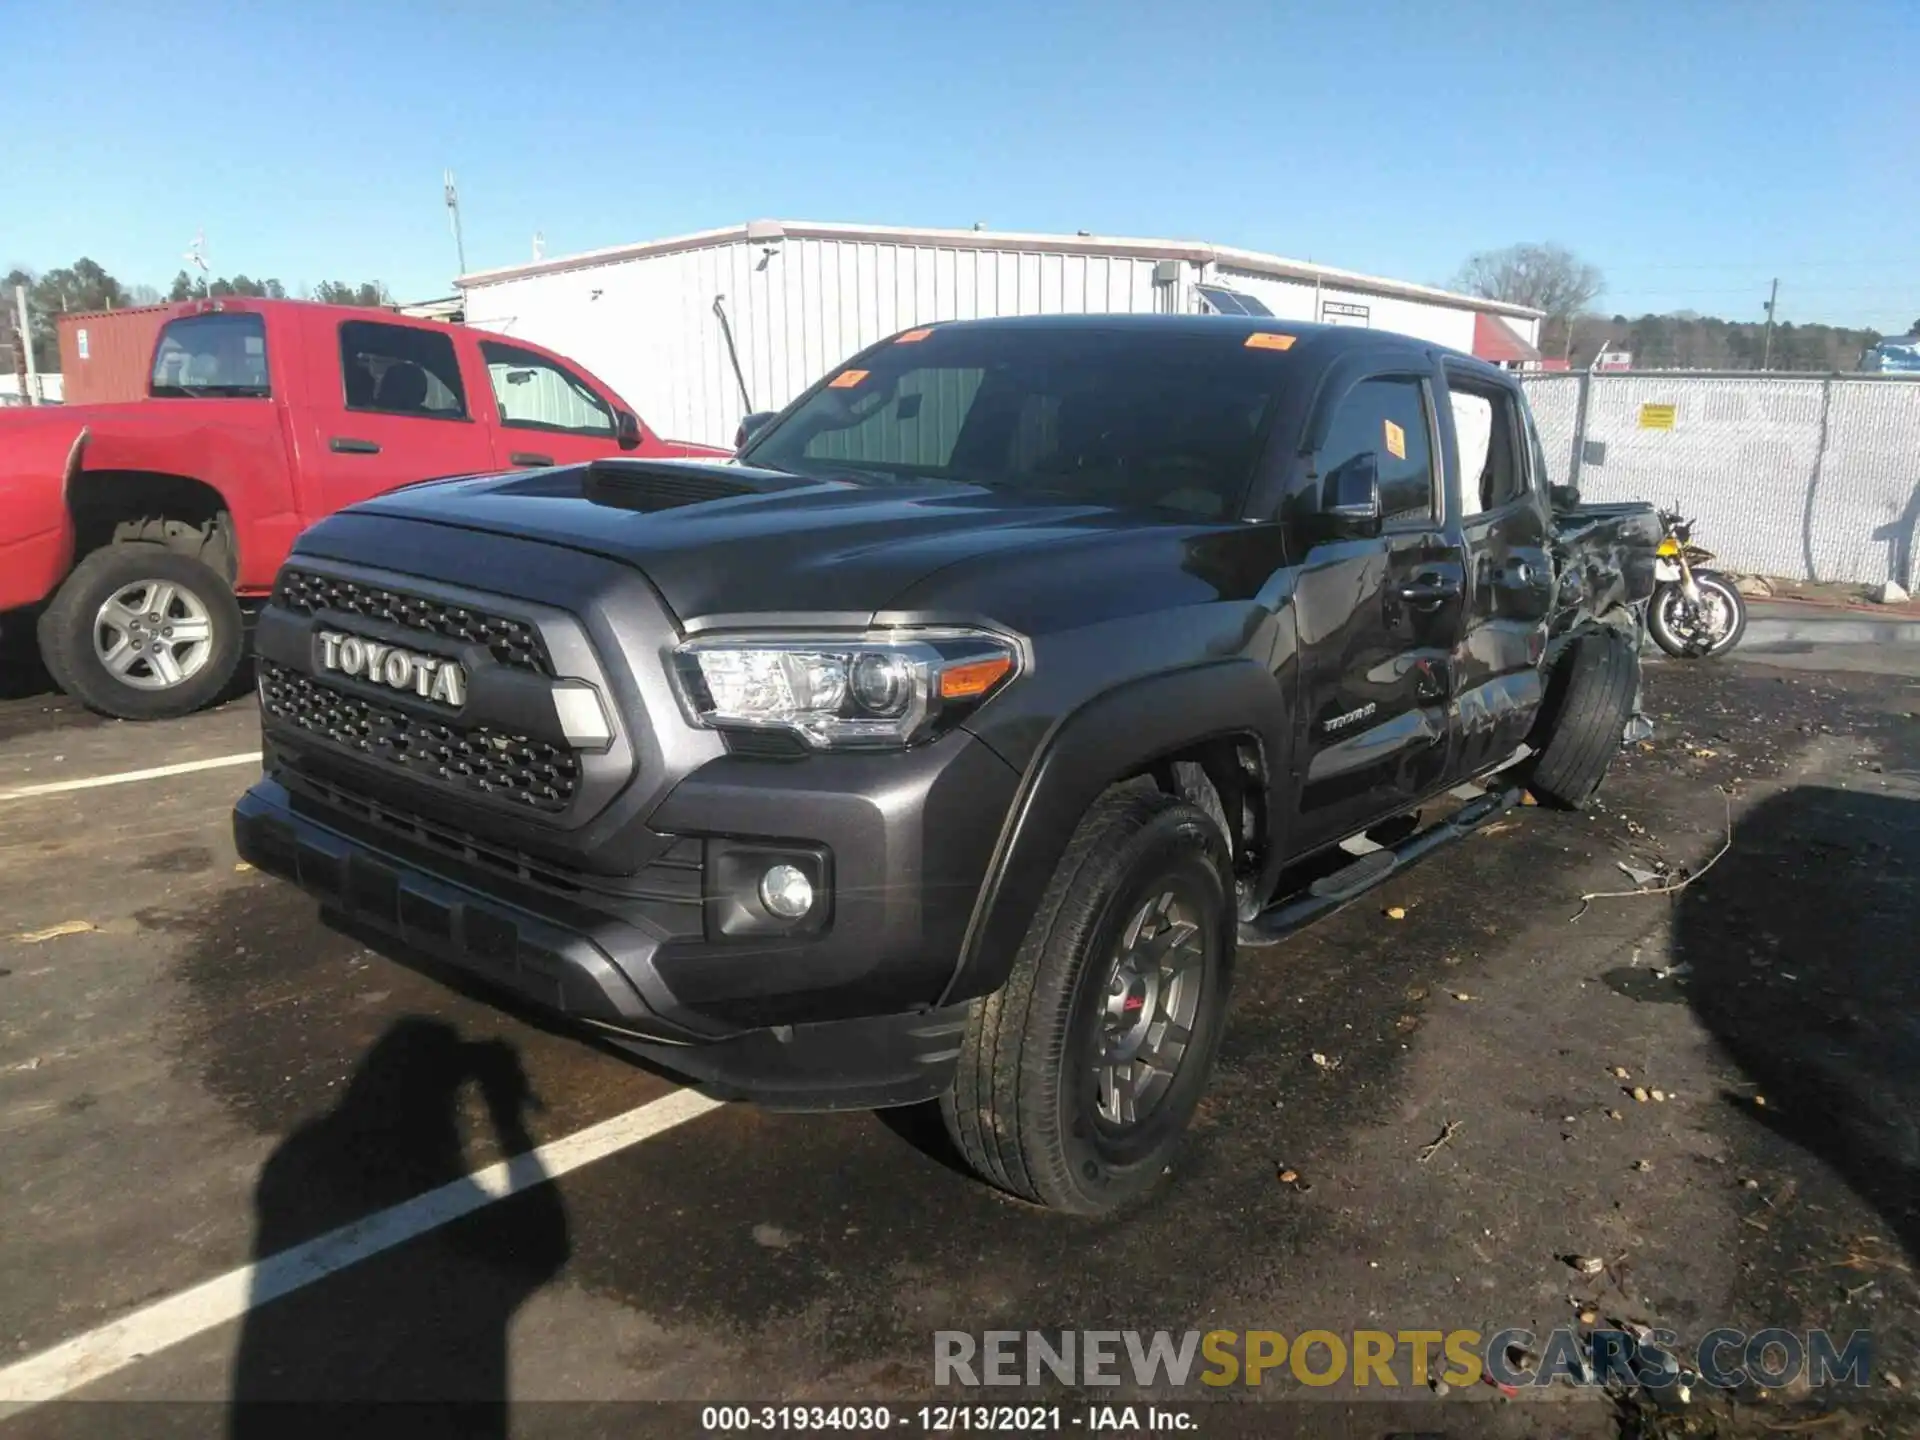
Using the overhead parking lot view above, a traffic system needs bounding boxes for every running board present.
[1238,786,1525,945]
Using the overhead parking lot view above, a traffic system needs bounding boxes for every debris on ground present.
[1310,1051,1342,1071]
[1616,860,1664,889]
[12,920,96,944]
[1571,789,1733,920]
[1631,1086,1651,1103]
[751,1223,796,1250]
[1384,905,1407,920]
[1417,1120,1461,1163]
[1568,1254,1607,1276]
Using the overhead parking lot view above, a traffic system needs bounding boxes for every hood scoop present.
[582,458,818,514]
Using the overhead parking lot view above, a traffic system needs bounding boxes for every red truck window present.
[479,341,615,437]
[149,314,270,398]
[340,320,469,420]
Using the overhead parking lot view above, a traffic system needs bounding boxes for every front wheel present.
[941,789,1234,1216]
[1647,572,1747,658]
[37,545,245,720]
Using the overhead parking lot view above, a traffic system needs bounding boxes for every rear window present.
[743,327,1290,520]
[149,314,270,398]
[340,320,468,419]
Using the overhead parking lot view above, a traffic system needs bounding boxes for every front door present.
[1291,373,1468,855]
[1442,368,1554,780]
[476,340,626,470]
[299,315,497,520]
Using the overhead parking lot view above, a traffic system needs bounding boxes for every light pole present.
[1761,278,1779,370]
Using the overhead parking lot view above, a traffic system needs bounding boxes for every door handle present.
[329,437,381,455]
[510,451,556,467]
[1396,577,1462,609]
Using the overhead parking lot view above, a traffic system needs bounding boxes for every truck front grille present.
[259,660,578,812]
[277,570,551,675]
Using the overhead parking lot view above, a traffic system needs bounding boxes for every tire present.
[940,789,1235,1216]
[1647,572,1747,658]
[36,545,244,720]
[1525,627,1639,810]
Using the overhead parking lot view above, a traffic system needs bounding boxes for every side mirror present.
[734,410,777,452]
[615,410,642,450]
[1549,482,1582,510]
[1302,453,1382,544]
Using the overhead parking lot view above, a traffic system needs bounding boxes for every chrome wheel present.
[1092,887,1206,1128]
[1652,578,1742,656]
[92,580,215,691]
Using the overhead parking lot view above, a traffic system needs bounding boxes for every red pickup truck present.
[0,298,724,719]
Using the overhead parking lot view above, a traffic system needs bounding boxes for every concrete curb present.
[1744,616,1920,647]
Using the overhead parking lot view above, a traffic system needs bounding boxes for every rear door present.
[1440,364,1554,779]
[296,314,497,520]
[1290,371,1468,853]
[474,339,636,469]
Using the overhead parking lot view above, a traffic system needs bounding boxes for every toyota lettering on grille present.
[316,630,467,707]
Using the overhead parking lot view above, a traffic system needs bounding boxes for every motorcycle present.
[1646,507,1747,658]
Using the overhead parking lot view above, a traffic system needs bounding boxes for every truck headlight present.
[672,628,1022,750]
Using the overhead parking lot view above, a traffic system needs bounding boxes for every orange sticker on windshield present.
[896,328,934,344]
[1383,419,1407,460]
[828,369,869,388]
[1244,332,1296,350]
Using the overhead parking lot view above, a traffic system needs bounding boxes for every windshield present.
[741,327,1290,519]
[150,313,270,398]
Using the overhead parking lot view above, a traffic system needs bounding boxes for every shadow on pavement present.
[0,622,67,710]
[1677,783,1920,1270]
[228,1016,571,1438]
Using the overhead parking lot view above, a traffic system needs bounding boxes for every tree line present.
[1453,242,1908,372]
[3,257,392,373]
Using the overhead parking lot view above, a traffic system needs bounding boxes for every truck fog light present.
[759,863,814,919]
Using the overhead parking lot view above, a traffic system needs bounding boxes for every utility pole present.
[1761,277,1779,371]
[444,170,468,278]
[14,285,39,405]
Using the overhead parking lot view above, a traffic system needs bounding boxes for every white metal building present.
[456,220,1544,449]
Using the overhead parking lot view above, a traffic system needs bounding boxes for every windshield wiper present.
[151,383,270,399]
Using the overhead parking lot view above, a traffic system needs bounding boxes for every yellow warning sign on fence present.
[1639,403,1677,430]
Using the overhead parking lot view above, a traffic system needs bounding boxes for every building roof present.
[1472,313,1543,364]
[455,219,1545,322]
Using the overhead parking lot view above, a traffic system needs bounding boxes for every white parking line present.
[0,1086,724,1414]
[0,752,261,803]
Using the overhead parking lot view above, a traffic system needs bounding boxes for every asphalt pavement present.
[1,643,1918,1439]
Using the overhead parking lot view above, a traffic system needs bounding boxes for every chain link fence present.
[1520,372,1920,588]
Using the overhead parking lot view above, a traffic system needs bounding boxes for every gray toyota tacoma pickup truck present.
[234,315,1658,1215]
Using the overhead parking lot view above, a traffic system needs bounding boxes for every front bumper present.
[235,724,1016,1109]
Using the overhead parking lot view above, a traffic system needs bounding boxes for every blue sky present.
[5,0,1915,332]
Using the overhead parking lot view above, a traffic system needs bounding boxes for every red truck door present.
[295,310,498,518]
[470,336,657,470]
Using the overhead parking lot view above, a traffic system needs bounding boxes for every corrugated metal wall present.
[463,238,1168,448]
[56,308,171,405]
[1204,267,1480,352]
[1521,372,1920,587]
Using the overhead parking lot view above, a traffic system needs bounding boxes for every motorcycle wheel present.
[1648,571,1748,658]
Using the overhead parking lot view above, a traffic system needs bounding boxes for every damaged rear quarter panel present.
[1549,502,1661,637]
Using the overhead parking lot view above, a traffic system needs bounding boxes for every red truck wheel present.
[37,545,244,720]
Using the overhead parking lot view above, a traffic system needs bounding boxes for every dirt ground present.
[1,648,1918,1439]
